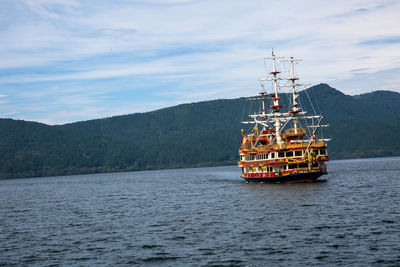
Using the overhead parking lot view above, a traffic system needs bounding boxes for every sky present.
[1,0,400,125]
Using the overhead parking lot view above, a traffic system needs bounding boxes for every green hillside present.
[1,84,400,179]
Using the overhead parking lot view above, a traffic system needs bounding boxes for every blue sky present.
[1,0,400,124]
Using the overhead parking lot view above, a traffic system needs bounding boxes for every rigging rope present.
[297,92,312,139]
[309,86,324,139]
[304,87,317,116]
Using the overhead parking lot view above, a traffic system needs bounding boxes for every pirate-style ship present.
[238,53,330,182]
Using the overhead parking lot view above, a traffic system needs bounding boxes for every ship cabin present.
[283,127,306,143]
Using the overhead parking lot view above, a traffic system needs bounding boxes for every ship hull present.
[243,171,326,183]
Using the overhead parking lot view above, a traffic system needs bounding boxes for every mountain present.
[1,83,400,179]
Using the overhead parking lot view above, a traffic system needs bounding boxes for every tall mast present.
[288,56,301,133]
[259,81,266,117]
[270,52,282,111]
[269,51,283,145]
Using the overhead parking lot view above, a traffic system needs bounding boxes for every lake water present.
[1,157,400,266]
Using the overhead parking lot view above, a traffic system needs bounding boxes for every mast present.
[270,52,282,111]
[259,81,266,117]
[245,52,326,147]
[269,51,283,146]
[288,56,301,133]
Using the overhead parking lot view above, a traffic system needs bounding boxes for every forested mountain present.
[1,83,400,179]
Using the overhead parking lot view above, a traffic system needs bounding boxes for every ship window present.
[299,163,308,168]
[278,151,285,158]
[286,151,293,157]
[319,149,326,155]
[288,164,297,169]
[295,151,302,157]
[270,153,275,159]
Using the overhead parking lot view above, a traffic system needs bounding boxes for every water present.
[1,157,400,266]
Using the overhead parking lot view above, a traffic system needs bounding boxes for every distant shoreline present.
[2,156,400,180]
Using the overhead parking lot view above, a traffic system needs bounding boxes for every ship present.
[238,52,330,182]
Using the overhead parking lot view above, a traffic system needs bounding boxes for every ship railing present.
[292,166,326,173]
[290,139,331,143]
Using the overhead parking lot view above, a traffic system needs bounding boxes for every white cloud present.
[1,0,400,123]
[24,0,81,19]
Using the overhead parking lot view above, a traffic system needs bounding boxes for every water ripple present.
[0,158,400,265]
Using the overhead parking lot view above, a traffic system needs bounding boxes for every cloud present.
[0,0,400,124]
[24,0,81,19]
[359,36,400,46]
[331,66,400,94]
